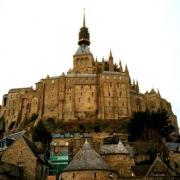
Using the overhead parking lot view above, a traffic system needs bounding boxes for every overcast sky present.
[0,0,179,125]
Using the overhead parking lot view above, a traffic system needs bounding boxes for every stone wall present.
[101,154,134,176]
[0,56,178,133]
[60,170,118,180]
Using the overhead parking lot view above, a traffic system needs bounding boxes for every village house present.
[1,136,47,180]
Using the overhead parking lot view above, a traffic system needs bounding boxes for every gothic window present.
[88,98,90,102]
[73,173,75,178]
[109,92,111,96]
[92,92,94,96]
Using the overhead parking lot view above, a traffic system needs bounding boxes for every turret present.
[102,57,105,71]
[119,60,123,72]
[78,11,90,46]
[136,80,139,92]
[73,11,95,73]
[125,64,131,84]
[109,49,114,71]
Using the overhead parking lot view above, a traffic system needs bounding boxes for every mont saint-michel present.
[0,12,179,180]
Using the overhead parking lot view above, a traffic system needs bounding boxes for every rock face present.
[0,15,178,134]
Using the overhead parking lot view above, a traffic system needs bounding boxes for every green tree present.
[32,120,52,147]
[128,109,175,141]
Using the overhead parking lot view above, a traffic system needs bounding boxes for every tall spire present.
[109,49,114,71]
[83,8,86,27]
[109,49,112,58]
[119,60,123,72]
[78,10,90,46]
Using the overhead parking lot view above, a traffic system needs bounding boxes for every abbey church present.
[0,15,178,133]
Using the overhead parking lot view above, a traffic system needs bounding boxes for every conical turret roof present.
[63,140,113,172]
[100,140,129,154]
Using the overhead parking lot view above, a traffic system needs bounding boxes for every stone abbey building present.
[0,15,178,133]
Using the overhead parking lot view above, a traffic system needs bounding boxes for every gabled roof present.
[132,157,173,177]
[100,140,129,155]
[63,140,113,172]
[4,130,26,140]
[131,165,150,176]
[146,156,173,176]
[3,136,45,164]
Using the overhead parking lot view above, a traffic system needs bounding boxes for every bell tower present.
[78,11,90,46]
[73,11,95,74]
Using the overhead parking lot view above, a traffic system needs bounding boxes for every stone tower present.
[73,13,95,74]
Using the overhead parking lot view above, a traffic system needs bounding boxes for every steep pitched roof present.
[4,130,26,140]
[100,140,129,155]
[132,157,173,177]
[63,140,113,172]
[131,165,150,176]
[2,136,44,164]
[146,156,173,176]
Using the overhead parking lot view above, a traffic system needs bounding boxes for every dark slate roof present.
[4,130,26,140]
[100,140,129,155]
[166,142,180,152]
[63,140,113,172]
[146,156,173,176]
[131,165,150,176]
[132,157,173,176]
[125,144,134,157]
[75,44,91,55]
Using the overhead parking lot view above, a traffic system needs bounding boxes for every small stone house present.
[1,136,46,180]
[132,156,173,177]
[59,140,118,180]
[100,140,134,176]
